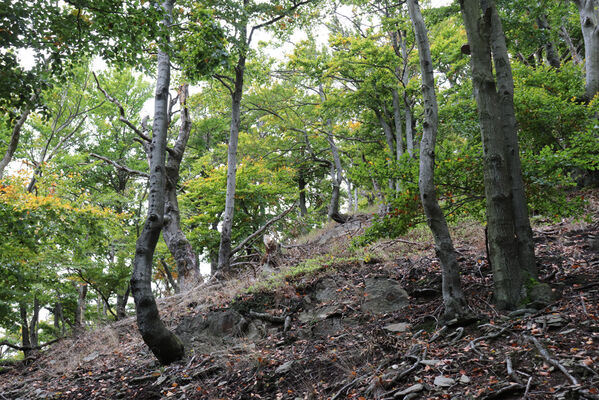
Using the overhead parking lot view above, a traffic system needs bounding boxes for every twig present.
[525,335,579,385]
[523,376,533,398]
[480,383,524,399]
[581,294,588,315]
[506,355,524,385]
[429,325,448,342]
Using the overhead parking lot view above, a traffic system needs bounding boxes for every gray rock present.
[83,351,99,362]
[528,283,555,308]
[459,374,470,383]
[313,278,338,303]
[433,376,455,387]
[420,359,442,366]
[395,383,424,397]
[275,360,294,375]
[362,278,409,314]
[384,322,412,333]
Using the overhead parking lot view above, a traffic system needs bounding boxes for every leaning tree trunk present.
[130,0,184,365]
[218,46,247,274]
[163,84,201,289]
[573,0,599,99]
[408,0,467,320]
[460,0,537,309]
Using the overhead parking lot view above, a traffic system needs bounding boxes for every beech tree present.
[572,0,599,99]
[460,0,539,309]
[129,0,185,364]
[407,0,467,319]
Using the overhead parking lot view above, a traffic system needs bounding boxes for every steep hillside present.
[1,194,598,400]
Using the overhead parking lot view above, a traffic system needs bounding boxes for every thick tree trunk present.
[218,48,247,274]
[130,0,184,365]
[29,296,40,349]
[74,284,87,331]
[298,170,308,216]
[320,87,347,223]
[19,303,31,358]
[163,84,201,289]
[116,284,129,320]
[537,15,561,68]
[460,0,537,309]
[53,301,65,336]
[408,0,467,320]
[573,0,599,99]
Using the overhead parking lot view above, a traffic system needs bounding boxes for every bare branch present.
[92,72,153,144]
[231,203,296,256]
[90,153,149,178]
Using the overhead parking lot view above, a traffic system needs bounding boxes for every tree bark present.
[405,100,415,157]
[130,0,184,365]
[408,0,467,320]
[0,92,37,179]
[537,15,561,68]
[162,84,201,290]
[298,169,308,216]
[218,38,247,274]
[573,0,599,99]
[29,296,40,348]
[460,0,537,309]
[116,284,129,320]
[320,86,347,223]
[74,284,87,331]
[160,258,180,294]
[19,302,31,358]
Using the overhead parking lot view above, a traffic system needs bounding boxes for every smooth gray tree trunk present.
[408,0,467,320]
[218,38,247,274]
[460,0,537,309]
[162,84,201,289]
[573,0,599,99]
[130,0,184,365]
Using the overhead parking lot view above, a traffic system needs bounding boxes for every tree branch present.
[0,338,61,352]
[231,203,296,256]
[90,153,149,178]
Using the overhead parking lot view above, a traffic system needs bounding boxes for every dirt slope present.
[1,196,598,400]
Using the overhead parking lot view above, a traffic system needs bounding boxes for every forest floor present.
[1,190,598,400]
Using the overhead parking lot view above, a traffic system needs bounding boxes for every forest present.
[1,0,598,398]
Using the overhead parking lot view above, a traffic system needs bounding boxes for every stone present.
[275,360,294,375]
[83,351,99,362]
[420,360,442,366]
[459,374,470,383]
[361,278,409,314]
[433,376,455,387]
[384,322,412,333]
[394,383,424,397]
[528,283,555,308]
